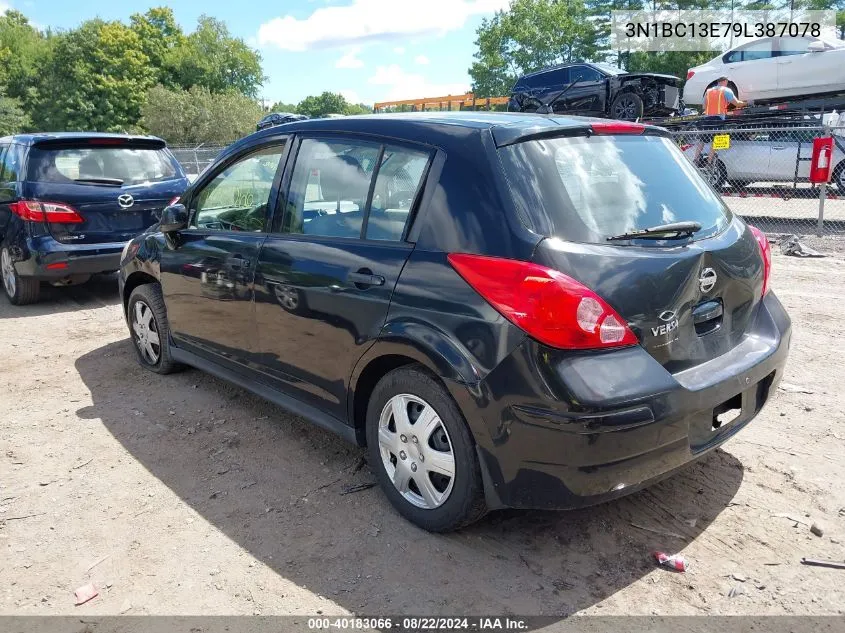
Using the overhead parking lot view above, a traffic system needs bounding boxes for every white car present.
[684,36,845,106]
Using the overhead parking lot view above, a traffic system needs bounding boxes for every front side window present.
[570,66,603,83]
[777,37,813,56]
[191,144,286,232]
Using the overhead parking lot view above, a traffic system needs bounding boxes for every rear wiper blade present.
[74,177,124,186]
[607,221,702,241]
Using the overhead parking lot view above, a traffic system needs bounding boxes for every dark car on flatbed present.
[508,62,681,120]
[0,133,188,305]
[118,112,789,532]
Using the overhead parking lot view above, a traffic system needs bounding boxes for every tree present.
[270,101,299,113]
[31,20,155,132]
[0,91,30,135]
[296,92,350,117]
[469,0,601,97]
[0,10,50,101]
[165,16,265,98]
[141,85,264,145]
[345,102,373,115]
[130,7,183,86]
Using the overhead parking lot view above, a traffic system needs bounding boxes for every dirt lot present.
[1,251,844,618]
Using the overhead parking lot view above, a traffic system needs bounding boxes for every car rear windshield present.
[28,145,180,186]
[499,134,731,244]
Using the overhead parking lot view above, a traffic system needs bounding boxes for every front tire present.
[1,246,40,306]
[127,284,181,374]
[365,365,486,532]
[610,92,644,120]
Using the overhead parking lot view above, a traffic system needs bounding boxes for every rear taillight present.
[10,200,84,224]
[686,70,695,80]
[447,253,638,350]
[591,121,644,135]
[748,225,771,297]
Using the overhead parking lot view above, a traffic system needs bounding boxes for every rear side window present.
[28,145,180,186]
[0,143,22,182]
[281,138,430,241]
[499,134,731,244]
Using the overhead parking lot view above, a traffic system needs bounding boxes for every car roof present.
[519,62,600,79]
[0,132,166,146]
[228,111,664,153]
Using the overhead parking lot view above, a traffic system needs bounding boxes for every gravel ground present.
[1,252,844,618]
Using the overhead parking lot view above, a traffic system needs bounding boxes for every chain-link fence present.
[169,144,229,180]
[668,123,845,249]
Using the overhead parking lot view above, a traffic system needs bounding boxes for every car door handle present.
[348,270,385,287]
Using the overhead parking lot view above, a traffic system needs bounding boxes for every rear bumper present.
[13,236,124,279]
[452,291,791,510]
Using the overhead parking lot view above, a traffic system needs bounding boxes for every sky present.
[2,0,511,106]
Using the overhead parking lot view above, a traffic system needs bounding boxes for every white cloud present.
[340,89,362,104]
[258,0,510,51]
[393,46,406,55]
[335,48,364,69]
[0,1,10,14]
[414,54,430,65]
[368,64,468,101]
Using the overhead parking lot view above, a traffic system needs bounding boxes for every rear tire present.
[610,92,644,120]
[365,365,487,532]
[1,246,40,306]
[127,283,181,375]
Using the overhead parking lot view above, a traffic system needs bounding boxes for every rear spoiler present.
[31,137,167,150]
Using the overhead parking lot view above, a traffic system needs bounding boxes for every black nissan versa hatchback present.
[118,112,790,532]
[0,133,188,305]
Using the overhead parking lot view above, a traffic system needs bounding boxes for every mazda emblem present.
[118,194,134,209]
[699,267,717,293]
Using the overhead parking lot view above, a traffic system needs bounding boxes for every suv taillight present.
[686,70,695,80]
[748,225,771,297]
[447,253,638,350]
[10,200,84,224]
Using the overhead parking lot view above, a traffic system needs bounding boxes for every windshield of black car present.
[592,62,626,75]
[499,134,731,244]
[28,145,181,185]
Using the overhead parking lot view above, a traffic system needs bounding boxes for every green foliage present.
[164,16,265,98]
[140,85,264,145]
[130,7,183,84]
[470,0,843,97]
[0,10,50,103]
[0,91,30,135]
[470,0,603,96]
[270,101,299,113]
[31,19,156,132]
[296,91,350,118]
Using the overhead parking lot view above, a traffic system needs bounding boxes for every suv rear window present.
[28,145,180,186]
[499,134,731,244]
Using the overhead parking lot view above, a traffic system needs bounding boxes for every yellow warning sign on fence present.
[712,134,731,150]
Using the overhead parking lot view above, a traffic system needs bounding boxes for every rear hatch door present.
[26,138,188,244]
[498,131,764,373]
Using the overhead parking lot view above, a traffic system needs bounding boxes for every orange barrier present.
[373,93,509,113]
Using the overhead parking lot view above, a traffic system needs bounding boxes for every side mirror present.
[807,41,825,53]
[160,203,188,233]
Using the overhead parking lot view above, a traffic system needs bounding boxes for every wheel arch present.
[348,326,483,445]
[122,271,159,319]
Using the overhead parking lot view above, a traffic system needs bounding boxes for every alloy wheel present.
[1,249,16,298]
[131,300,161,364]
[613,96,638,119]
[275,285,299,310]
[377,393,456,510]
